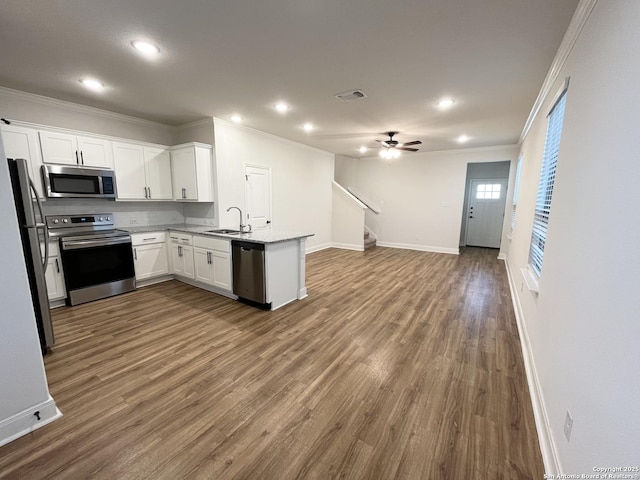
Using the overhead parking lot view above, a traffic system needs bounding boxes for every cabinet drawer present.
[131,232,166,246]
[168,232,193,245]
[193,235,230,253]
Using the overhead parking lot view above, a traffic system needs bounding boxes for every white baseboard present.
[503,257,560,475]
[0,396,62,448]
[376,241,459,255]
[331,242,364,252]
[306,242,332,254]
[497,253,507,260]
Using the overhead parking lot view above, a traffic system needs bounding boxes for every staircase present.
[364,231,376,250]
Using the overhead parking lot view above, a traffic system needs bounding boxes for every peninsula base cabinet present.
[193,236,232,292]
[169,232,194,279]
[131,232,168,281]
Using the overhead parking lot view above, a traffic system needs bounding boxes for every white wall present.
[331,182,365,251]
[213,119,334,252]
[506,0,640,473]
[0,138,60,446]
[342,146,518,254]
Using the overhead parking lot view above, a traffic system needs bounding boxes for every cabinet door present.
[169,243,184,275]
[171,147,198,200]
[194,247,214,285]
[144,147,173,200]
[182,245,195,278]
[1,125,45,199]
[212,251,232,291]
[39,130,78,165]
[112,142,147,200]
[77,136,113,168]
[45,256,66,301]
[133,243,169,280]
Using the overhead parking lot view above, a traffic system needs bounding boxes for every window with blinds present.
[528,89,567,277]
[510,156,523,233]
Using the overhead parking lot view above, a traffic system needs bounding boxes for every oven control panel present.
[47,213,114,229]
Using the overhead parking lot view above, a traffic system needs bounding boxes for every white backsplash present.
[41,199,185,227]
[183,202,217,226]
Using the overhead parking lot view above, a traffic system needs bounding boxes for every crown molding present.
[0,85,173,131]
[174,117,213,131]
[519,0,598,143]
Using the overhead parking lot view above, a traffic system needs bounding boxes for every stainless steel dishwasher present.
[232,240,269,307]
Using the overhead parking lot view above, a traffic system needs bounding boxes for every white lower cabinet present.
[193,236,232,291]
[42,241,66,302]
[132,232,168,281]
[169,232,194,279]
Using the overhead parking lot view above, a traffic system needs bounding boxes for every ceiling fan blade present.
[401,140,422,146]
[376,140,391,147]
[398,147,419,152]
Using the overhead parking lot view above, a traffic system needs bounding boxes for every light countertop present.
[121,223,314,244]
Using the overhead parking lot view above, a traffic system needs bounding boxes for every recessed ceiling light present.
[302,123,314,132]
[437,98,455,109]
[132,40,160,55]
[457,134,470,143]
[230,114,242,123]
[274,102,290,113]
[359,146,368,154]
[80,78,105,92]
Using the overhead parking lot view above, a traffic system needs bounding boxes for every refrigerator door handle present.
[29,178,49,272]
[26,177,49,271]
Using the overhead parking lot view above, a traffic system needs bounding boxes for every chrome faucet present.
[227,206,251,232]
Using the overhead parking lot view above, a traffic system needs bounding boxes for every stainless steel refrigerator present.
[7,157,54,352]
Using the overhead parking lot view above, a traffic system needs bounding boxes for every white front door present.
[245,164,272,230]
[465,179,508,248]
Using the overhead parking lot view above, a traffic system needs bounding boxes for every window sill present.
[521,266,540,294]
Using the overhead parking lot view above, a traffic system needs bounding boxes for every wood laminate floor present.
[0,247,544,479]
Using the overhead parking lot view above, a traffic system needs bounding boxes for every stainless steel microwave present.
[42,165,117,199]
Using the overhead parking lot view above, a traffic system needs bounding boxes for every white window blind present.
[528,90,567,277]
[510,156,523,233]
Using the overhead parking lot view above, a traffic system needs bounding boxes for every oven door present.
[60,235,135,305]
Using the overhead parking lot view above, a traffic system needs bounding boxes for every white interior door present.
[245,164,272,230]
[465,179,508,248]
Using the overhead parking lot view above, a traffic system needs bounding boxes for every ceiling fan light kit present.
[374,131,422,160]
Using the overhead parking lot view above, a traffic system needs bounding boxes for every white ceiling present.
[0,0,579,156]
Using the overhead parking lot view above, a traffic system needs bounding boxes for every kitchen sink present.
[206,229,242,235]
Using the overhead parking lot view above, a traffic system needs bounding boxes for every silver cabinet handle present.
[80,151,84,165]
[134,248,137,260]
[143,237,157,241]
[182,187,186,199]
[178,245,182,257]
[75,150,79,164]
[55,258,60,273]
[148,187,151,199]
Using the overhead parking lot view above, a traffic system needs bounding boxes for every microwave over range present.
[42,164,117,199]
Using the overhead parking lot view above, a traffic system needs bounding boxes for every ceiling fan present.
[375,131,422,159]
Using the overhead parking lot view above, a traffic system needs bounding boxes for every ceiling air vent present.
[335,89,367,103]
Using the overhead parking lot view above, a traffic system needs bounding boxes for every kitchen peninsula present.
[124,224,314,310]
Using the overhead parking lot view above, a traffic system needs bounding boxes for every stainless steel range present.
[47,213,135,306]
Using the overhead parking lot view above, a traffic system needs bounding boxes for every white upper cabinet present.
[143,146,173,200]
[112,142,146,200]
[39,130,113,168]
[170,143,214,202]
[112,142,173,201]
[1,124,45,199]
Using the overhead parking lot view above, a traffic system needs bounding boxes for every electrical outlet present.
[564,410,573,441]
[129,218,138,225]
